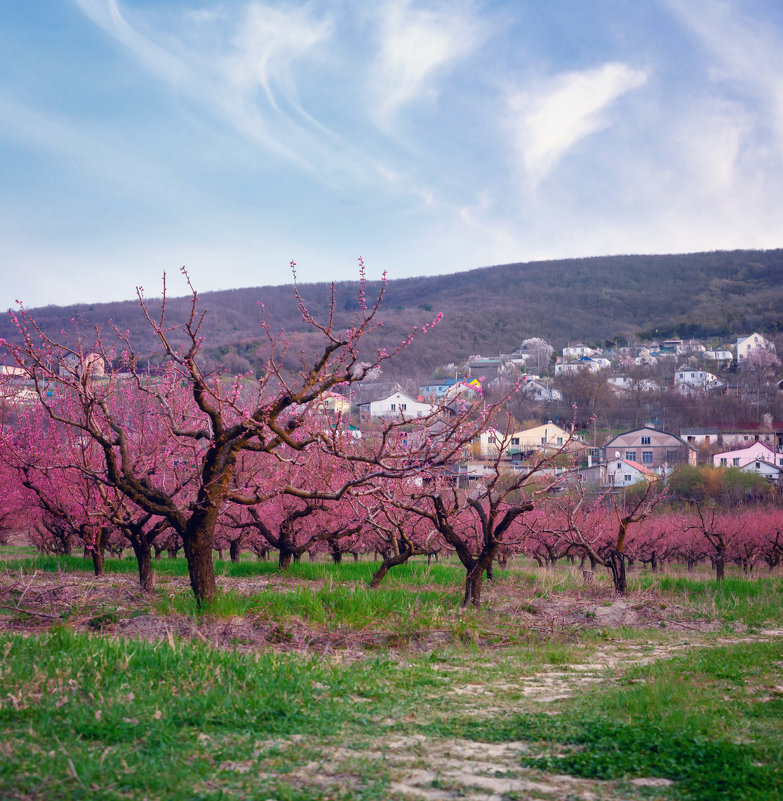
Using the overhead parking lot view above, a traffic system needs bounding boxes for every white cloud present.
[510,62,648,183]
[369,0,486,125]
[223,4,333,114]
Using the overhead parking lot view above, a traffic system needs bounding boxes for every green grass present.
[0,553,470,586]
[654,575,783,627]
[156,582,459,631]
[425,639,783,801]
[0,628,440,800]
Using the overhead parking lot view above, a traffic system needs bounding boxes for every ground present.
[1,549,782,800]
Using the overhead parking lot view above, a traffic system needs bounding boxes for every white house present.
[358,391,435,420]
[521,380,563,403]
[740,459,782,482]
[608,376,659,393]
[563,343,598,360]
[674,366,722,393]
[736,332,775,362]
[555,356,608,375]
[703,348,733,367]
[713,441,783,469]
[605,458,657,487]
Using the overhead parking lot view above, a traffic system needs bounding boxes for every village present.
[312,330,783,490]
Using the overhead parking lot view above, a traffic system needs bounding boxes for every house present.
[520,379,562,403]
[563,343,598,360]
[509,422,576,453]
[674,366,722,393]
[680,427,719,449]
[357,391,435,420]
[466,355,526,379]
[471,427,509,459]
[736,332,775,362]
[605,458,657,488]
[608,376,659,393]
[718,424,783,450]
[554,356,608,375]
[702,348,733,368]
[713,441,783,469]
[419,378,478,400]
[740,459,782,483]
[349,381,405,408]
[317,392,352,416]
[603,426,697,469]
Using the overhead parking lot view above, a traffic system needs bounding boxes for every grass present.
[3,546,783,799]
[653,575,783,627]
[0,552,471,586]
[0,628,440,800]
[155,582,460,631]
[424,639,783,801]
[3,629,783,799]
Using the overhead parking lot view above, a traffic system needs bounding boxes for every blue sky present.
[2,0,783,306]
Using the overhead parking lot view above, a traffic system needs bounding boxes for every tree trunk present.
[353,552,359,562]
[278,548,294,570]
[131,539,155,593]
[91,527,110,577]
[607,550,627,594]
[714,551,725,582]
[217,548,224,561]
[463,548,495,608]
[229,540,241,563]
[182,526,217,604]
[329,541,343,563]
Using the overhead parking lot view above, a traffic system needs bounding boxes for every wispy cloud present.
[368,0,486,126]
[222,4,333,117]
[509,62,648,183]
[663,0,783,154]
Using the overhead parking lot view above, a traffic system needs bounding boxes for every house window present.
[625,451,636,461]
[541,437,546,445]
[400,403,407,411]
[557,437,563,445]
[733,458,740,466]
[641,436,651,445]
[720,458,727,467]
[666,450,677,463]
[624,474,632,482]
[390,404,396,411]
[511,438,519,445]
[642,451,653,463]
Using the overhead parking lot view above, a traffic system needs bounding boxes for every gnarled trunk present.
[131,539,154,593]
[714,550,725,582]
[182,524,217,604]
[91,527,110,577]
[229,539,241,563]
[606,549,627,594]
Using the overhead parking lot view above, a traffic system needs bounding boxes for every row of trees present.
[2,270,781,607]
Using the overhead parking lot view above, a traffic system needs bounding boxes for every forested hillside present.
[3,250,783,377]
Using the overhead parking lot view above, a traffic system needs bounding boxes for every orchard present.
[2,270,783,801]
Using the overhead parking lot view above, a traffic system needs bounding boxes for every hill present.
[3,250,783,377]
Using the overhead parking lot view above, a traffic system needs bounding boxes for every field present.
[1,548,782,801]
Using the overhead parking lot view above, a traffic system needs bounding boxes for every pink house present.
[713,441,783,469]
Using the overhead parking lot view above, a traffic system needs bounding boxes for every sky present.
[2,0,783,307]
